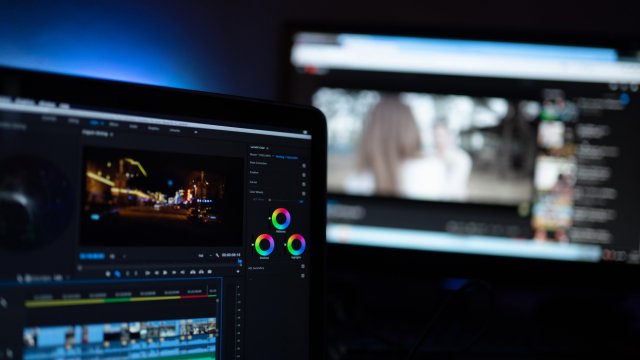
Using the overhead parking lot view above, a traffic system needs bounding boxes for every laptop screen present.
[0,68,325,360]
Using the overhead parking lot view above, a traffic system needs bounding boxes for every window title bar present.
[292,32,640,84]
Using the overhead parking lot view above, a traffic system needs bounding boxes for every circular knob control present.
[287,234,306,256]
[255,234,275,256]
[271,208,291,230]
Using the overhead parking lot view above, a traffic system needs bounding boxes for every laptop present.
[0,67,326,360]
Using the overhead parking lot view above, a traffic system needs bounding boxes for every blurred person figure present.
[344,96,471,201]
[432,121,472,200]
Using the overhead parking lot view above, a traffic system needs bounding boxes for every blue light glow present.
[621,93,631,105]
[442,278,469,291]
[0,2,226,91]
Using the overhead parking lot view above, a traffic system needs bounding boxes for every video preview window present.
[81,147,244,247]
[314,88,539,206]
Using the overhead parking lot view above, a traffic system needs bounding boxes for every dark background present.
[1,1,639,99]
[2,1,640,358]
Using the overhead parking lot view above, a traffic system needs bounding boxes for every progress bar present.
[25,294,216,308]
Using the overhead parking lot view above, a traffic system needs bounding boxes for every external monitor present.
[0,67,327,360]
[283,27,640,275]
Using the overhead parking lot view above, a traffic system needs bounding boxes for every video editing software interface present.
[288,31,640,264]
[0,94,313,359]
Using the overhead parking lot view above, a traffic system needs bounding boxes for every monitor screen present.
[285,30,640,266]
[0,69,326,359]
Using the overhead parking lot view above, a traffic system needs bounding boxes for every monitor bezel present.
[0,66,328,359]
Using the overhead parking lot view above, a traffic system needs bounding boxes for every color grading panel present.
[253,208,307,258]
[244,144,311,359]
[247,144,310,264]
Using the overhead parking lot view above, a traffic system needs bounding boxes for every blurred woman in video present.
[344,96,471,201]
[431,121,472,200]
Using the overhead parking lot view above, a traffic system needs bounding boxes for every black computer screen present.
[0,69,325,360]
[285,30,640,266]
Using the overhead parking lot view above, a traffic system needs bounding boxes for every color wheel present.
[255,234,275,256]
[287,234,306,256]
[271,208,291,230]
